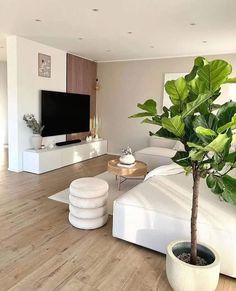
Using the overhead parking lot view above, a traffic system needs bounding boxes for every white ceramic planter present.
[119,154,135,165]
[166,240,220,291]
[31,134,42,150]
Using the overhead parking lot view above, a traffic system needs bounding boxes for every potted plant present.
[23,114,44,150]
[130,56,236,290]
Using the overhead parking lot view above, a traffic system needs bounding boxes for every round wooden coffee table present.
[107,159,147,190]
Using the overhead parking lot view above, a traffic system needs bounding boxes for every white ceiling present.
[0,0,236,62]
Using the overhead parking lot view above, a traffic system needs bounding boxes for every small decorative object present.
[23,114,44,150]
[90,115,100,139]
[119,146,135,165]
[47,143,55,150]
[86,135,93,142]
[95,78,100,91]
[93,134,99,140]
[38,53,51,78]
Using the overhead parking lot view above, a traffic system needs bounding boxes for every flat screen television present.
[41,90,90,137]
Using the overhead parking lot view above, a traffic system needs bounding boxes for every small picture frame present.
[38,53,51,78]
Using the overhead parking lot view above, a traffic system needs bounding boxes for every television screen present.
[41,90,90,137]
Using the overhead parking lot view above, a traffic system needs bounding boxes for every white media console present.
[23,139,108,174]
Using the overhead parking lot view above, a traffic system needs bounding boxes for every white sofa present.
[135,137,180,171]
[112,168,236,278]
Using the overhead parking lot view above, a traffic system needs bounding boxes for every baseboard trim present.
[8,167,23,173]
[107,152,120,156]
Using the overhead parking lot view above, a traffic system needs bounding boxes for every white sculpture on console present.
[119,146,135,165]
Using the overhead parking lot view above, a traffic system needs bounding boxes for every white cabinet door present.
[39,150,61,173]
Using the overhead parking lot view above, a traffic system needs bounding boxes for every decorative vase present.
[166,240,220,291]
[119,154,135,165]
[31,134,42,150]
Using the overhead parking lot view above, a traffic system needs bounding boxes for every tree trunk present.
[190,168,201,265]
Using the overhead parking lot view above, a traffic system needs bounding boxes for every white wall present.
[0,61,8,145]
[7,36,67,171]
[97,54,236,154]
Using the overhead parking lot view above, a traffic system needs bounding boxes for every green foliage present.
[130,56,236,206]
[165,77,189,106]
[162,115,185,137]
[198,60,232,92]
[195,127,217,137]
[137,99,157,114]
[172,151,191,167]
[182,92,212,118]
[217,101,236,127]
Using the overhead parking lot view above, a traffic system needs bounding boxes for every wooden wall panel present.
[66,54,97,141]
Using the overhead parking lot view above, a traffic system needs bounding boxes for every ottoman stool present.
[69,177,109,230]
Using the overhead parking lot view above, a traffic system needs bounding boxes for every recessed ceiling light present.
[35,19,42,22]
[92,8,99,12]
[202,40,207,43]
[106,49,111,52]
[78,37,83,40]
[150,45,155,48]
[190,22,196,26]
[127,31,133,34]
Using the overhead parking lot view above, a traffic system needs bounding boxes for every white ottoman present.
[69,177,109,230]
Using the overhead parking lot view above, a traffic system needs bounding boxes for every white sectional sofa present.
[112,168,236,278]
[134,137,180,171]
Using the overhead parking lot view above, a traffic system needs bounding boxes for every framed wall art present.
[38,53,51,78]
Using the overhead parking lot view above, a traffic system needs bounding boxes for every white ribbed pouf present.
[68,177,109,229]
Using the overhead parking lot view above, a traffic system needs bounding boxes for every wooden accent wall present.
[66,53,97,141]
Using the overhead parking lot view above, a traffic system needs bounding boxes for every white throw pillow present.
[144,163,184,181]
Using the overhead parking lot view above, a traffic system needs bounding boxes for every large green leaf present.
[165,77,189,106]
[187,142,205,150]
[217,101,236,127]
[141,118,161,125]
[206,175,224,194]
[193,114,218,143]
[172,151,191,167]
[184,116,200,143]
[222,175,236,193]
[169,105,181,117]
[129,99,157,119]
[211,153,225,171]
[224,77,236,84]
[195,126,217,137]
[161,115,185,137]
[185,57,207,82]
[129,112,156,118]
[137,99,157,114]
[217,115,236,133]
[198,60,232,92]
[205,133,230,153]
[150,128,179,140]
[182,92,212,118]
[225,152,236,163]
[188,133,230,153]
[189,149,205,161]
[193,114,218,132]
[188,78,207,95]
[221,175,236,204]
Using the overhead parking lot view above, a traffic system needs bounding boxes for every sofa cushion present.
[135,147,176,158]
[115,172,236,232]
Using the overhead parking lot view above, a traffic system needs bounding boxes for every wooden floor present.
[0,148,235,291]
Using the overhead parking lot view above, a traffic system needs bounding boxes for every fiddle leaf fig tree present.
[130,57,236,265]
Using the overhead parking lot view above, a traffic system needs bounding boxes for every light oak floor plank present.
[0,148,235,290]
